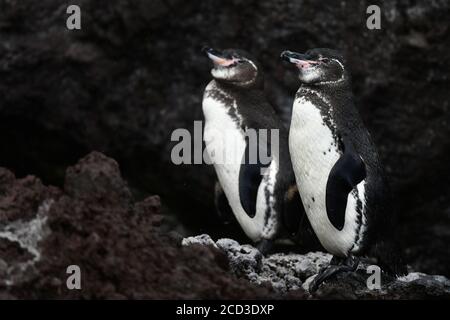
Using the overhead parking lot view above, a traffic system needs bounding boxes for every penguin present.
[202,47,308,253]
[280,48,407,291]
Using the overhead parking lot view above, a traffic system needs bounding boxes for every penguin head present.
[203,47,262,88]
[281,48,347,85]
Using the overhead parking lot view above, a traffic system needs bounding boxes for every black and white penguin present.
[202,47,308,252]
[281,48,406,290]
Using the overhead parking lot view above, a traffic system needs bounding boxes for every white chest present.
[202,95,245,170]
[289,96,365,256]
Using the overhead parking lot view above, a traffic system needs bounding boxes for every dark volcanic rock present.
[183,235,450,299]
[0,168,60,222]
[63,151,132,205]
[0,0,449,276]
[0,152,274,299]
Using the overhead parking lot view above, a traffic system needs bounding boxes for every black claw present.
[309,255,360,293]
[309,277,320,293]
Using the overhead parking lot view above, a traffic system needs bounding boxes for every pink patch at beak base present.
[294,60,317,69]
[207,52,236,66]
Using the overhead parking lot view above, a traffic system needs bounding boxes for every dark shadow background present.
[0,1,449,276]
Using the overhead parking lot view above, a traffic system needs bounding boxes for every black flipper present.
[239,131,271,218]
[326,139,366,230]
[238,162,263,218]
[214,181,234,224]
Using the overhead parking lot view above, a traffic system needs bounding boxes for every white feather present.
[211,67,237,81]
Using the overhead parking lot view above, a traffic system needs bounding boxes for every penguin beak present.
[202,47,236,67]
[280,50,318,69]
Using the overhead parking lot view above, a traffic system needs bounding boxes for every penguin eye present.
[320,58,330,63]
[237,59,245,64]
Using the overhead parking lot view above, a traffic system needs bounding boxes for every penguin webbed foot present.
[256,239,273,256]
[309,255,359,293]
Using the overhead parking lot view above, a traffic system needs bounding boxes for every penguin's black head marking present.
[203,47,261,88]
[281,48,347,85]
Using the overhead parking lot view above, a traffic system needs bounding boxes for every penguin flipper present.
[239,162,264,218]
[238,134,271,218]
[214,181,234,224]
[326,140,366,230]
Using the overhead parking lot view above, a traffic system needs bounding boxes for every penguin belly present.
[289,96,366,256]
[202,87,278,241]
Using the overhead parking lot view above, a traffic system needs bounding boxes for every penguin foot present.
[256,239,273,256]
[309,255,359,293]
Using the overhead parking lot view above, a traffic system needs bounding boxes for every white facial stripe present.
[319,58,345,85]
[238,59,258,85]
[247,59,258,71]
[240,62,258,86]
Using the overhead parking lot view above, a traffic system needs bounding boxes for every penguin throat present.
[298,87,335,114]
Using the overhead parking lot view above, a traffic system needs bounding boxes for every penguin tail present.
[368,181,407,277]
[371,240,407,277]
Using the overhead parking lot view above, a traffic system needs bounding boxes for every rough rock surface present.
[183,235,450,299]
[0,152,276,299]
[0,151,448,299]
[0,1,449,277]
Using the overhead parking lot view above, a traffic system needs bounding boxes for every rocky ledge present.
[183,235,450,299]
[0,151,448,299]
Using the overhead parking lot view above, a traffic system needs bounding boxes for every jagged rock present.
[183,235,450,299]
[64,151,132,206]
[216,239,263,278]
[0,200,53,287]
[181,233,217,248]
[0,168,60,223]
[0,151,447,299]
[0,153,275,299]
